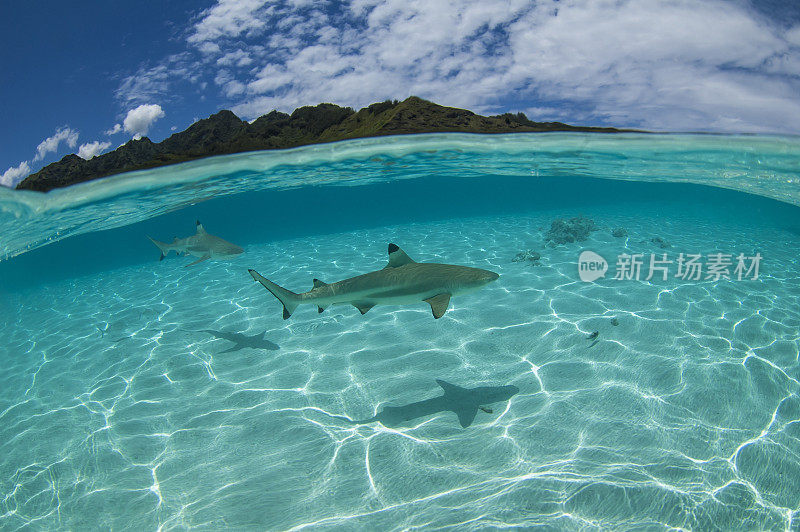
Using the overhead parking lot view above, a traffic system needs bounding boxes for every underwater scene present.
[1,132,800,530]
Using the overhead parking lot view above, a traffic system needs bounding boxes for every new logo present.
[578,250,608,282]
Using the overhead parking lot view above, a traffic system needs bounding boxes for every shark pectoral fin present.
[424,293,451,319]
[317,305,329,313]
[353,302,375,315]
[479,406,493,414]
[312,278,328,289]
[456,407,478,428]
[385,243,416,268]
[186,254,211,267]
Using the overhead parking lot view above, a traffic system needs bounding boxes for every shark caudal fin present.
[147,236,171,261]
[248,269,301,319]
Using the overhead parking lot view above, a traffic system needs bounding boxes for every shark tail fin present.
[248,269,301,319]
[147,236,170,261]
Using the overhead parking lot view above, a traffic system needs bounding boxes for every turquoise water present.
[1,133,799,529]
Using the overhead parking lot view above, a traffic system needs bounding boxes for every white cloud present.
[33,127,79,162]
[224,80,246,97]
[217,49,254,67]
[106,123,123,135]
[1,161,31,188]
[116,64,171,106]
[115,53,194,106]
[77,141,112,160]
[123,104,166,139]
[119,0,800,134]
[199,41,221,55]
[786,24,800,46]
[188,0,271,44]
[214,70,248,97]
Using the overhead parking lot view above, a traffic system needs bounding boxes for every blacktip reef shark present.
[248,243,499,319]
[148,221,244,266]
[336,380,520,428]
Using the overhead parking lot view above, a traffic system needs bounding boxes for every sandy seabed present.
[1,206,799,530]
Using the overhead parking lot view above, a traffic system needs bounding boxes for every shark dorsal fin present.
[196,220,207,234]
[312,278,327,289]
[436,379,463,395]
[385,243,415,268]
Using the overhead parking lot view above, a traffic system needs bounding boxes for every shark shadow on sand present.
[196,329,280,353]
[336,380,519,428]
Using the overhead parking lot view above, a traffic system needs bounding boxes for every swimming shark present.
[148,221,244,266]
[248,243,499,319]
[338,380,519,428]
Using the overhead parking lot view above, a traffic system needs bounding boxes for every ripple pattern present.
[1,208,799,530]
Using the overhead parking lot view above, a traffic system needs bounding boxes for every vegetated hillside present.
[17,97,627,192]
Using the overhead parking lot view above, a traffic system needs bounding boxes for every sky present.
[2,0,799,188]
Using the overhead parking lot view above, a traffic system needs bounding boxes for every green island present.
[17,96,628,192]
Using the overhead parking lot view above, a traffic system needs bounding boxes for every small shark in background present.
[148,221,244,266]
[339,380,519,428]
[248,243,499,319]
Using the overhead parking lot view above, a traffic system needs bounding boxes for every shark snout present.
[495,385,520,401]
[481,269,500,283]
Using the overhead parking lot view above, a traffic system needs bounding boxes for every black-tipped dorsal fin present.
[385,243,415,268]
[424,293,451,319]
[196,220,206,234]
[312,278,328,289]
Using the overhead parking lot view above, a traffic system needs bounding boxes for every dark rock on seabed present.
[651,237,671,249]
[17,97,634,192]
[512,250,541,264]
[545,216,599,245]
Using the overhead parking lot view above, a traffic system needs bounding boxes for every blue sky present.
[2,0,800,187]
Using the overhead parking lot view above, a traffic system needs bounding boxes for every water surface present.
[1,133,799,530]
